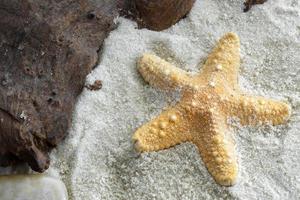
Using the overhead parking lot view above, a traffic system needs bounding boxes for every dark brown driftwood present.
[0,0,195,173]
[0,0,118,172]
[244,0,268,12]
[122,0,196,31]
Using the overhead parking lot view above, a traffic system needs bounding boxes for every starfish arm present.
[192,110,238,186]
[133,103,193,152]
[230,95,291,125]
[137,54,192,90]
[199,33,240,89]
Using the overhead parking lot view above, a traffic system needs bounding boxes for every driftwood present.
[0,0,118,172]
[0,0,195,172]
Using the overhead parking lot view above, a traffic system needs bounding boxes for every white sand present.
[3,0,300,199]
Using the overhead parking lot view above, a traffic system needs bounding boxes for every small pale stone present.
[0,175,68,200]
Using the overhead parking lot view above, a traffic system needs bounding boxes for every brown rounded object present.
[133,0,195,31]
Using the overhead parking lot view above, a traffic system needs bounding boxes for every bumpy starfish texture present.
[133,33,291,186]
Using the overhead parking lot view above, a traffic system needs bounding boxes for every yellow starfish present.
[133,33,291,186]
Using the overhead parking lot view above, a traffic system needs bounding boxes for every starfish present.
[132,33,291,186]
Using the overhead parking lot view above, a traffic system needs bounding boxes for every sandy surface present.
[2,0,300,199]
